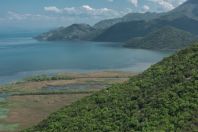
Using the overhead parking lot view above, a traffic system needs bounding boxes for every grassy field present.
[0,71,136,132]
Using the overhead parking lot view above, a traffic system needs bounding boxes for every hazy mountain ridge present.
[24,43,198,131]
[93,12,162,30]
[36,12,162,42]
[35,24,98,41]
[36,0,198,50]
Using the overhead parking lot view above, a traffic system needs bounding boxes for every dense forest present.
[24,43,198,132]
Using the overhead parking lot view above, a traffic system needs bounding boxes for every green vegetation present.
[24,74,73,82]
[125,26,197,50]
[24,43,198,131]
[12,91,95,96]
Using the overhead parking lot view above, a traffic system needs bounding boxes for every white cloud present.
[129,0,138,7]
[80,5,121,18]
[44,5,125,18]
[127,0,186,12]
[175,0,187,5]
[142,5,150,12]
[149,0,179,11]
[44,6,62,13]
[164,0,187,6]
[107,0,114,2]
[63,7,76,13]
[82,5,94,11]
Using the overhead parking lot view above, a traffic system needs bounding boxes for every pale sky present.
[0,0,187,29]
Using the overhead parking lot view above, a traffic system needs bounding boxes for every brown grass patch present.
[5,93,90,131]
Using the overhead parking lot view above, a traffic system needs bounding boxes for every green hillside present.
[125,26,197,50]
[94,16,198,42]
[24,43,198,132]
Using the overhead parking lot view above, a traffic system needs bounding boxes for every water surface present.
[0,32,172,84]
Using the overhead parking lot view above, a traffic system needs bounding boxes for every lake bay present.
[0,32,172,84]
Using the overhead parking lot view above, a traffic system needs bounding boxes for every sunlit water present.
[0,32,172,84]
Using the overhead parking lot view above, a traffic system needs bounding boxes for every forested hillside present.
[94,16,198,42]
[125,26,197,50]
[24,43,198,132]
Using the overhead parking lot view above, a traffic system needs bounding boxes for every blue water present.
[0,32,172,84]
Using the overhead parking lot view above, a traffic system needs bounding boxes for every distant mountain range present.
[35,12,162,42]
[35,24,98,41]
[36,0,198,50]
[93,12,162,30]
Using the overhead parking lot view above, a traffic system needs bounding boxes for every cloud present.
[127,0,186,12]
[142,5,150,12]
[175,0,187,5]
[44,5,124,18]
[4,5,131,28]
[107,0,114,2]
[80,5,122,18]
[82,5,94,11]
[129,0,138,7]
[7,11,52,21]
[44,6,62,13]
[63,7,76,13]
[150,0,175,11]
[166,0,187,6]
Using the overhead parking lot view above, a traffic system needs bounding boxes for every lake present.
[0,31,172,84]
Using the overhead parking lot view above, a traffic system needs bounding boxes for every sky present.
[0,0,187,30]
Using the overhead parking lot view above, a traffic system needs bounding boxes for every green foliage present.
[24,74,73,82]
[24,43,198,132]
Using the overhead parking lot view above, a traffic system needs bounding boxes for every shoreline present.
[0,70,137,132]
[0,70,141,86]
[0,70,140,85]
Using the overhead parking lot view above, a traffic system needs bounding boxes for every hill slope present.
[94,0,198,42]
[125,26,197,50]
[94,12,161,30]
[94,16,198,42]
[24,43,198,131]
[35,24,98,41]
[163,0,198,20]
[36,12,161,41]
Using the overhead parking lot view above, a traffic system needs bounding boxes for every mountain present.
[36,12,161,41]
[36,0,198,50]
[125,26,197,50]
[163,0,198,20]
[35,24,99,41]
[94,12,162,30]
[94,0,198,42]
[94,16,198,42]
[24,43,198,131]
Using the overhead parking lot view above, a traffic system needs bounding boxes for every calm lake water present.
[0,31,172,84]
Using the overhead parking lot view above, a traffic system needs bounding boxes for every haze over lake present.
[0,31,172,84]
